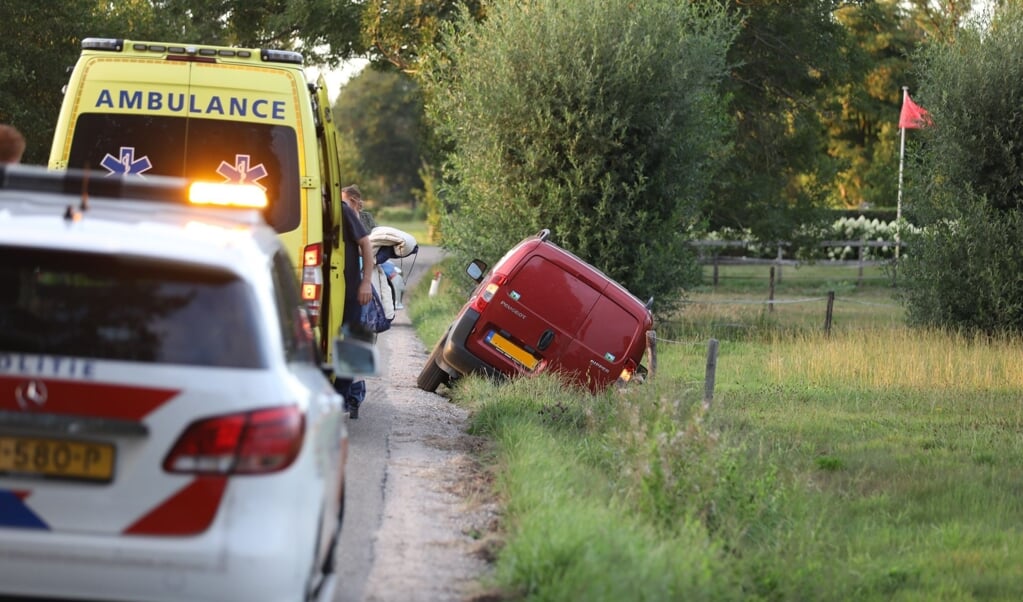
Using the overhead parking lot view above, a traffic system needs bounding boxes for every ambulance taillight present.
[302,243,323,325]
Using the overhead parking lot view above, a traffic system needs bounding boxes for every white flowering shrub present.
[700,217,921,260]
[826,216,920,260]
[701,226,773,257]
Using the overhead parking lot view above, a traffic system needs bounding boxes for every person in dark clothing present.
[336,185,375,418]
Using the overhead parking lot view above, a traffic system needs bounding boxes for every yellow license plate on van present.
[485,331,539,371]
[0,436,115,482]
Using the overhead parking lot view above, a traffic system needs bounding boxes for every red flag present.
[899,93,932,129]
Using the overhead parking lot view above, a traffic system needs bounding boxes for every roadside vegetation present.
[409,261,1023,601]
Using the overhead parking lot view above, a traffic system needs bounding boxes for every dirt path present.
[333,247,498,602]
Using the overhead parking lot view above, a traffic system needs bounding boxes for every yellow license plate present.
[0,435,115,482]
[486,331,539,371]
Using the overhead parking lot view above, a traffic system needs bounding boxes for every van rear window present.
[65,114,300,233]
[0,247,266,368]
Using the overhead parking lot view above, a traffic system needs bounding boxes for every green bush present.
[901,6,1023,333]
[420,0,738,317]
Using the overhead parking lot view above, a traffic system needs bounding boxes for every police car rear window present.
[65,114,301,233]
[0,247,267,368]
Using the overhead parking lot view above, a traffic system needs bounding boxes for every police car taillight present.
[164,406,304,475]
[302,243,324,325]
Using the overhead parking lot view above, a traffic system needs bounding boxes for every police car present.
[0,165,364,601]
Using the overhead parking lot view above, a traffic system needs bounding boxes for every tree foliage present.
[420,0,737,315]
[146,0,363,66]
[357,0,486,73]
[708,0,856,246]
[333,68,426,206]
[827,1,922,210]
[898,4,1023,333]
[0,1,105,163]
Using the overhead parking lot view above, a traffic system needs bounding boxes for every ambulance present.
[48,38,350,361]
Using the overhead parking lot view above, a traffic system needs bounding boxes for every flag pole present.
[896,86,908,262]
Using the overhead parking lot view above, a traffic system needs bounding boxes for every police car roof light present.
[188,182,268,209]
[0,164,189,204]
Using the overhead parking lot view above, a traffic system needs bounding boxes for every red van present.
[417,229,653,393]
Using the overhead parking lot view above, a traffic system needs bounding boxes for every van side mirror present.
[327,336,380,378]
[466,259,487,283]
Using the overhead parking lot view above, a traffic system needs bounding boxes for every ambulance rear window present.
[65,114,300,233]
[0,247,267,368]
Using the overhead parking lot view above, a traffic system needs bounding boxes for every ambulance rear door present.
[313,74,346,359]
[49,53,304,237]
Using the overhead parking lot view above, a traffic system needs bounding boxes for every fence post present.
[703,338,718,411]
[857,242,865,286]
[768,266,776,313]
[775,243,784,283]
[644,330,657,381]
[712,254,719,287]
[824,291,835,337]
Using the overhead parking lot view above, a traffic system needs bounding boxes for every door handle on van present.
[537,329,555,351]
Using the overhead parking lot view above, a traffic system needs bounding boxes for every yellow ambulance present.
[49,38,350,361]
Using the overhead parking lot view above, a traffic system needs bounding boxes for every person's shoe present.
[348,404,359,419]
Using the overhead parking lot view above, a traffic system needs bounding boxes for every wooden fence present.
[691,239,901,286]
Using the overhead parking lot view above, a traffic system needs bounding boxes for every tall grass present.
[409,261,1023,601]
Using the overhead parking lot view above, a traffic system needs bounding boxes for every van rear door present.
[465,244,648,389]
[558,292,645,389]
[465,250,600,373]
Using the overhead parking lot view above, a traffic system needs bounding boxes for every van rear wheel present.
[417,338,449,392]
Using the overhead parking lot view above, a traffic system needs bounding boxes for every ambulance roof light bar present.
[81,38,302,64]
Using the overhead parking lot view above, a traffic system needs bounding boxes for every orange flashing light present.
[188,182,268,209]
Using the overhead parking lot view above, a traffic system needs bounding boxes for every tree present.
[707,0,856,246]
[420,0,737,315]
[333,68,426,207]
[358,0,486,73]
[827,1,923,210]
[147,0,363,66]
[0,1,107,164]
[899,3,1023,333]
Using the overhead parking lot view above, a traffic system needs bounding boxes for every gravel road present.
[332,246,499,602]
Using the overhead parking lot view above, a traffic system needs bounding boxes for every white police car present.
[0,165,366,601]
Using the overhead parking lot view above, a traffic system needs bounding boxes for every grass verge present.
[408,261,1023,601]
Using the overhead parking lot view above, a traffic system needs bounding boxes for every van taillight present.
[618,358,639,383]
[302,243,323,325]
[469,274,507,313]
[164,406,304,474]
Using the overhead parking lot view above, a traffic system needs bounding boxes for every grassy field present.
[408,260,1023,601]
[375,215,433,246]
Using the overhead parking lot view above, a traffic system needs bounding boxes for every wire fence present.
[652,279,904,345]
